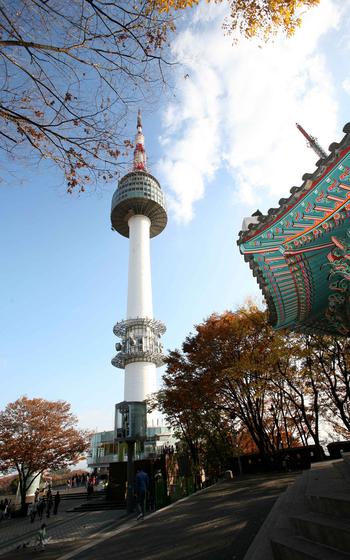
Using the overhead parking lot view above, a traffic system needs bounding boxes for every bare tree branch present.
[0,0,175,191]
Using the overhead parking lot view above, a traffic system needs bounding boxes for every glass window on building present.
[136,337,143,352]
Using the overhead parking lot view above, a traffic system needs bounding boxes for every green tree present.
[0,396,90,512]
[157,306,287,474]
[309,335,350,436]
[159,306,350,474]
[158,305,328,472]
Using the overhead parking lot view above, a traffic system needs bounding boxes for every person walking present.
[36,523,48,550]
[37,497,45,520]
[0,500,4,522]
[46,494,53,518]
[30,500,37,523]
[27,503,33,522]
[6,500,13,520]
[4,499,11,520]
[53,491,60,515]
[87,481,94,499]
[135,468,149,520]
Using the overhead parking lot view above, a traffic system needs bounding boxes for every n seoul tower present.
[111,111,167,422]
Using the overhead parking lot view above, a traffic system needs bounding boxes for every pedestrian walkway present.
[0,494,125,558]
[2,471,299,560]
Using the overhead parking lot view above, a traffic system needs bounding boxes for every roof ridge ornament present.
[133,109,147,172]
[296,122,327,160]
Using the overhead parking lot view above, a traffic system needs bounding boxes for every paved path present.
[0,495,125,558]
[0,472,299,559]
[0,473,298,560]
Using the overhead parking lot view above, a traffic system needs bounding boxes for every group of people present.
[27,488,61,522]
[66,473,89,489]
[16,486,60,551]
[0,498,12,521]
[161,445,175,455]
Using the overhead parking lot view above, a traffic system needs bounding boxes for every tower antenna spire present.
[296,123,327,160]
[133,109,147,171]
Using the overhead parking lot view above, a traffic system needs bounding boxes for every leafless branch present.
[0,0,176,191]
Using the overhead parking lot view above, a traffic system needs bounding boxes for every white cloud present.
[158,0,342,221]
[343,78,350,94]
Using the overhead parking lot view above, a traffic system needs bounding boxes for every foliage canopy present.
[0,396,90,510]
[156,304,350,478]
[153,0,321,39]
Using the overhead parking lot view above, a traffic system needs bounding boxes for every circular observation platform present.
[113,318,166,338]
[111,349,165,369]
[111,171,167,238]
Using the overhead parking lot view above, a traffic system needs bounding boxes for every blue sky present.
[1,0,350,432]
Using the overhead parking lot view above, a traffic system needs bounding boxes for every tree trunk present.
[19,475,27,515]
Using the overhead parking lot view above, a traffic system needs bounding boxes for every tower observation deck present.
[111,111,167,407]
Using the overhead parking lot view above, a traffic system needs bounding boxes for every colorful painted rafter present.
[238,122,350,335]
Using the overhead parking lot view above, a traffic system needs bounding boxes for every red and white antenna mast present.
[133,109,147,172]
[296,123,327,160]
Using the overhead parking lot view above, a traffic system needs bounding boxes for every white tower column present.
[125,215,158,407]
[124,362,158,403]
[127,215,153,319]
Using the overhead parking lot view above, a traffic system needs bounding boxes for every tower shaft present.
[124,362,157,402]
[127,215,153,319]
[125,213,157,403]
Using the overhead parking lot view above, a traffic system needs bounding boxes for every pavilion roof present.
[237,122,350,335]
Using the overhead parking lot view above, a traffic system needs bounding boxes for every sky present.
[1,0,350,434]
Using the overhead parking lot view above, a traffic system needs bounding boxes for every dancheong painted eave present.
[237,122,350,336]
